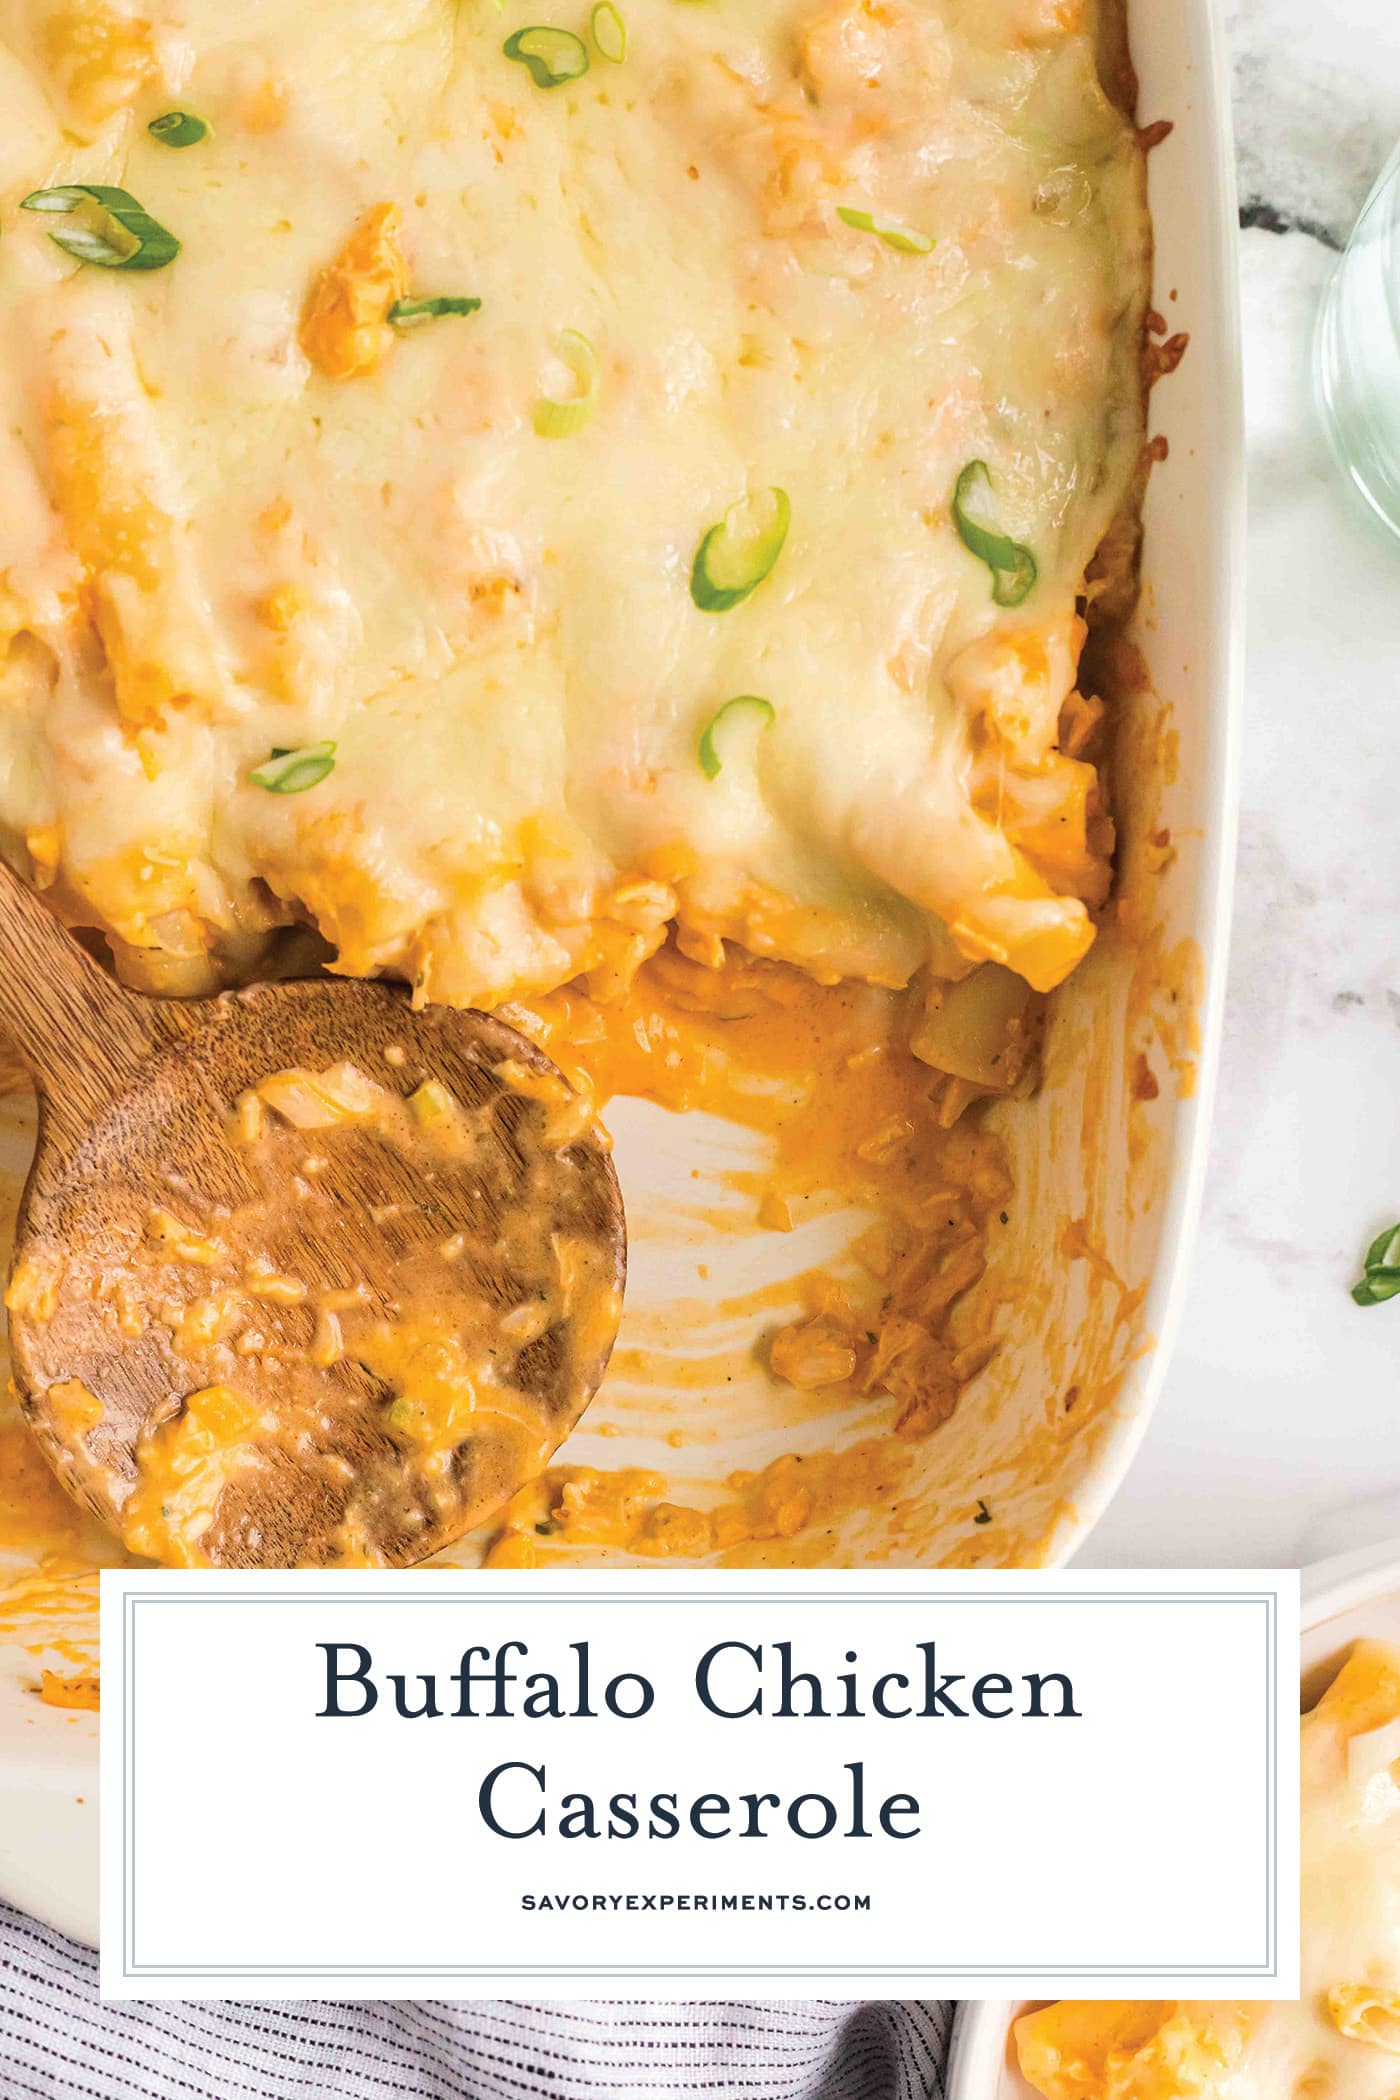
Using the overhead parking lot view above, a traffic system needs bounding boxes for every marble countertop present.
[1081,0,1400,1569]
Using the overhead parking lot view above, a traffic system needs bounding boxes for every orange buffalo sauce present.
[484,1441,922,1570]
[0,939,1019,1603]
[0,1557,103,1691]
[479,940,1017,1566]
[40,1668,100,1711]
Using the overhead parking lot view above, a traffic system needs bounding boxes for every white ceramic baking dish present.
[947,1548,1398,2100]
[0,0,1243,1948]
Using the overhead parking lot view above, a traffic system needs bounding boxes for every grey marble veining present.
[1227,0,1400,248]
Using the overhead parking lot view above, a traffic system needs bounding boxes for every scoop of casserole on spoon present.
[0,860,625,1568]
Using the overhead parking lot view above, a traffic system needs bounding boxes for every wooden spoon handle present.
[0,856,184,1151]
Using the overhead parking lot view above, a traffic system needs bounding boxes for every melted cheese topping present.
[0,0,1147,1005]
[1016,1641,1400,2100]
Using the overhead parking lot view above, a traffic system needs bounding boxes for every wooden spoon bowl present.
[0,865,625,1568]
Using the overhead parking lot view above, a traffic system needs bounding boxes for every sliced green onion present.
[533,329,600,438]
[248,740,337,795]
[951,460,1037,609]
[590,1,627,60]
[388,295,482,329]
[148,111,209,148]
[1353,1224,1400,1305]
[21,185,179,272]
[1355,1273,1400,1306]
[503,25,590,87]
[690,487,790,613]
[698,695,775,780]
[836,204,933,255]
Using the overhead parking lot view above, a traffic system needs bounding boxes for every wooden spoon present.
[0,860,625,1568]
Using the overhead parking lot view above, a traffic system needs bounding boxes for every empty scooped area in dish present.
[0,850,1186,1621]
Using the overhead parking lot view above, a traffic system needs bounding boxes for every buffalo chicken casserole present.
[1018,1642,1400,2100]
[0,0,1156,1579]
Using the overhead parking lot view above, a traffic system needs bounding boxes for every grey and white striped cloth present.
[0,1904,951,2099]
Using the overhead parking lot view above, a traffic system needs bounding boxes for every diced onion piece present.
[690,488,790,612]
[499,1301,552,1344]
[589,2,627,61]
[951,460,1037,608]
[1033,164,1093,226]
[533,328,600,438]
[21,185,179,271]
[836,204,933,254]
[910,964,1031,1089]
[503,25,590,87]
[256,1062,381,1129]
[770,1317,858,1391]
[248,740,337,794]
[698,695,775,780]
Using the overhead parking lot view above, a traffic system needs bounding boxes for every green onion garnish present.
[388,295,482,329]
[698,695,775,780]
[21,185,179,272]
[690,488,790,613]
[590,1,627,61]
[148,111,209,148]
[1353,1223,1400,1306]
[836,204,933,255]
[951,460,1037,609]
[503,25,590,87]
[533,329,600,438]
[248,741,337,795]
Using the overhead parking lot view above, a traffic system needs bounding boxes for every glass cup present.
[1315,141,1400,543]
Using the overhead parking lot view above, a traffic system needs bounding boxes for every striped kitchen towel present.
[0,1903,952,2099]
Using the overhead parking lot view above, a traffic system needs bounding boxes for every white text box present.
[100,1569,1297,1999]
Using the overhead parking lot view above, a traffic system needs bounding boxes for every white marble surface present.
[1082,0,1400,1569]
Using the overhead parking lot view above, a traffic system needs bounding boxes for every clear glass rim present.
[1313,141,1400,548]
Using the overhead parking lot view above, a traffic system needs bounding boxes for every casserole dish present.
[0,0,1242,1945]
[947,1547,1400,2100]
